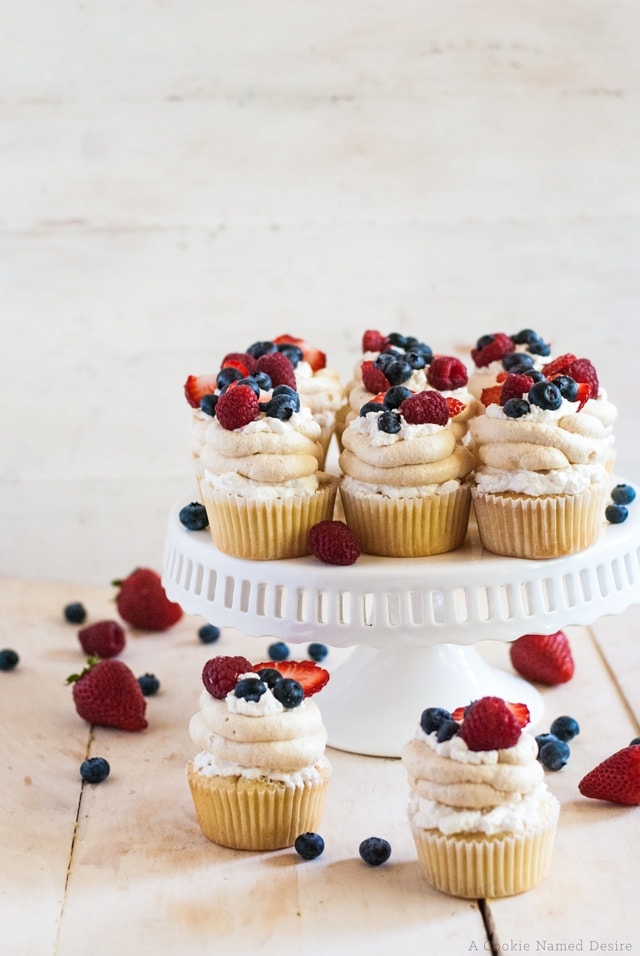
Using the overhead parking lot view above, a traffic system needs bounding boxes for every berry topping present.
[451,700,530,727]
[480,384,503,407]
[528,380,563,411]
[361,360,391,394]
[295,831,325,860]
[551,375,579,402]
[184,373,218,409]
[549,715,580,742]
[359,837,391,866]
[200,393,218,417]
[542,354,599,398]
[456,696,524,751]
[202,655,253,699]
[67,659,148,731]
[420,706,452,736]
[178,501,209,531]
[536,734,570,771]
[198,624,221,644]
[427,355,468,391]
[578,746,640,806]
[272,677,305,709]
[0,649,19,671]
[384,358,414,385]
[471,333,514,368]
[611,483,636,505]
[503,398,530,418]
[308,520,361,566]
[383,385,413,409]
[509,630,575,685]
[220,352,257,377]
[216,366,244,391]
[445,397,467,418]
[256,667,283,689]
[215,382,260,430]
[137,673,160,696]
[437,719,461,742]
[234,677,267,702]
[307,642,329,663]
[510,328,551,356]
[503,352,535,372]
[399,390,449,426]
[500,373,534,405]
[268,641,290,661]
[362,329,388,353]
[273,334,326,372]
[113,568,183,632]
[64,602,87,624]
[80,757,111,784]
[246,340,277,360]
[78,620,126,659]
[606,503,629,524]
[261,384,301,420]
[377,409,402,433]
[254,351,297,389]
[252,659,330,698]
[359,400,386,417]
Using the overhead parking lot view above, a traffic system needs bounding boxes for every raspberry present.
[220,352,257,376]
[560,358,599,398]
[427,355,468,391]
[457,696,523,752]
[362,329,388,353]
[470,333,514,368]
[254,351,297,388]
[399,390,449,425]
[308,521,361,566]
[78,620,126,659]
[215,383,260,430]
[500,373,534,405]
[361,360,391,394]
[202,655,253,699]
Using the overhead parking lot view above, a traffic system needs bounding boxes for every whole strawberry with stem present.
[113,568,183,631]
[509,630,575,685]
[67,658,148,731]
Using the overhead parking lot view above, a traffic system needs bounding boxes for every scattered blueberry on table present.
[137,673,161,696]
[64,602,87,624]
[549,715,580,742]
[80,757,110,784]
[0,649,19,671]
[359,837,392,866]
[294,832,325,860]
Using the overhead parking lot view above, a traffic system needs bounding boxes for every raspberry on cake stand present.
[163,485,640,757]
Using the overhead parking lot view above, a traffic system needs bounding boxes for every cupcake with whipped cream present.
[188,655,331,851]
[338,386,475,556]
[469,360,615,559]
[402,696,559,898]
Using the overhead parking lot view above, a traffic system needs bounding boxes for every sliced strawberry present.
[220,352,257,376]
[541,353,578,379]
[575,381,591,410]
[184,373,218,409]
[362,329,388,353]
[361,360,391,394]
[252,659,330,698]
[480,385,503,407]
[578,746,640,806]
[445,396,466,418]
[451,700,530,727]
[510,630,575,685]
[273,334,326,372]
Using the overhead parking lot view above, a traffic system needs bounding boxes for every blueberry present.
[503,352,534,372]
[359,837,392,866]
[503,398,530,418]
[257,667,283,689]
[551,375,578,402]
[64,602,87,624]
[308,642,329,663]
[436,719,460,742]
[179,501,209,531]
[528,381,563,411]
[262,394,297,420]
[272,677,304,709]
[198,624,221,644]
[268,641,290,662]
[0,649,19,671]
[137,673,160,696]
[217,367,243,390]
[386,332,408,349]
[606,503,629,524]
[295,832,325,860]
[385,360,413,387]
[408,341,433,363]
[251,371,273,391]
[549,715,580,742]
[276,343,303,367]
[234,678,267,702]
[359,401,385,417]
[537,736,570,771]
[611,484,636,506]
[272,384,301,407]
[511,329,551,356]
[80,757,110,784]
[476,334,494,349]
[405,350,427,371]
[509,364,545,381]
[235,376,261,397]
[384,385,413,409]
[377,409,402,434]
[200,393,218,416]
[630,737,640,746]
[246,340,276,359]
[420,707,452,735]
[374,350,400,372]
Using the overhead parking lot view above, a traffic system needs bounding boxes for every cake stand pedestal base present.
[321,642,543,758]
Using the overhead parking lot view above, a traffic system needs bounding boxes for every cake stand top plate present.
[162,485,640,647]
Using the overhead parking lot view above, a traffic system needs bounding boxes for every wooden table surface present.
[2,577,639,956]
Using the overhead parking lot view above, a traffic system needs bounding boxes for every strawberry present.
[399,390,449,425]
[470,333,514,368]
[543,354,599,398]
[253,659,330,698]
[451,700,530,727]
[480,384,503,407]
[362,329,388,353]
[427,356,468,391]
[273,334,326,372]
[215,382,260,430]
[361,360,391,394]
[500,372,534,405]
[541,353,577,378]
[578,746,640,806]
[78,620,126,659]
[67,658,147,731]
[254,351,297,388]
[202,655,253,699]
[308,520,361,565]
[575,382,591,410]
[509,630,575,685]
[184,373,218,409]
[456,696,523,751]
[220,352,257,376]
[445,397,467,418]
[113,567,183,631]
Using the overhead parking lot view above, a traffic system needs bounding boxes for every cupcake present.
[402,696,559,899]
[199,375,337,559]
[468,328,553,402]
[469,361,615,559]
[187,655,331,851]
[338,387,474,556]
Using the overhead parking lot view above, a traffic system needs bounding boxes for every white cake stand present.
[162,483,640,757]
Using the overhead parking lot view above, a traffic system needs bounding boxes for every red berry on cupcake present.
[202,655,253,699]
[427,356,468,391]
[399,390,449,426]
[457,696,524,752]
[215,382,260,430]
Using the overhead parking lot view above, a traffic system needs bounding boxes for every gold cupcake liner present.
[471,483,607,559]
[200,474,338,560]
[187,763,330,851]
[339,484,471,557]
[410,798,559,898]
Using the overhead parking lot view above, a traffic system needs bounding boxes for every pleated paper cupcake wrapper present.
[187,764,330,851]
[200,474,338,560]
[471,483,607,560]
[338,484,471,557]
[410,807,558,899]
